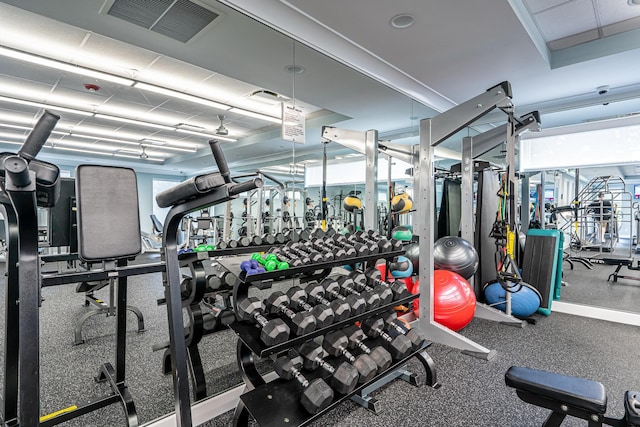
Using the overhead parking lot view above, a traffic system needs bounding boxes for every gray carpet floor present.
[1,253,639,427]
[561,255,640,313]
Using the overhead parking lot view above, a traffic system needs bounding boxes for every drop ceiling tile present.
[531,0,598,42]
[0,3,89,62]
[76,33,161,76]
[137,55,217,90]
[595,0,640,27]
[523,0,573,15]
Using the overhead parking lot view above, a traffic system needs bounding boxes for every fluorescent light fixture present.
[134,82,230,110]
[0,95,93,116]
[0,131,26,139]
[228,107,281,124]
[48,145,115,156]
[113,153,163,162]
[0,123,31,131]
[174,127,237,142]
[50,139,119,152]
[0,46,135,87]
[94,114,174,131]
[48,145,163,162]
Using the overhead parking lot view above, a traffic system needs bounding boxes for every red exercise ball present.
[411,270,476,331]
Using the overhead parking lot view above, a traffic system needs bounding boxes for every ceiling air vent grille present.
[107,0,220,43]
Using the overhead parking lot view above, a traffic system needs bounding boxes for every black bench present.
[602,258,640,283]
[506,366,640,426]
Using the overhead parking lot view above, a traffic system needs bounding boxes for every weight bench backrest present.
[75,165,141,261]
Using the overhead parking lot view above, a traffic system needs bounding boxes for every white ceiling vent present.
[106,0,221,43]
[248,89,289,105]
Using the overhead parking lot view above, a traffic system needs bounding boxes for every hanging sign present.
[281,103,305,143]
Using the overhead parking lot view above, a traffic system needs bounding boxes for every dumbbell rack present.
[223,250,439,426]
[155,244,282,401]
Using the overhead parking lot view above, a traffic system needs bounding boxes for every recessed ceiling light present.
[285,65,305,74]
[628,0,640,5]
[390,14,415,29]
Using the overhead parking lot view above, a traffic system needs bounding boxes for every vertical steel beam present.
[364,130,379,230]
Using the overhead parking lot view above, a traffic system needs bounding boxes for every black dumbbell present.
[333,234,369,256]
[298,229,312,241]
[286,242,325,263]
[217,239,238,250]
[381,311,426,349]
[274,233,286,244]
[348,272,394,305]
[342,325,393,371]
[300,241,334,262]
[362,267,411,300]
[237,236,251,247]
[323,330,378,384]
[205,271,235,292]
[265,291,317,336]
[299,341,358,395]
[322,237,356,258]
[322,279,367,316]
[310,238,346,259]
[305,282,352,322]
[295,241,333,262]
[274,356,334,414]
[236,297,290,346]
[250,235,263,246]
[352,230,388,252]
[361,317,412,360]
[345,233,378,254]
[261,233,276,245]
[357,230,403,251]
[278,245,310,265]
[311,228,325,238]
[268,247,303,267]
[335,276,380,310]
[286,286,334,328]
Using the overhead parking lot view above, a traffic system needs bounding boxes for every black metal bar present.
[0,203,18,424]
[39,394,120,427]
[96,363,138,426]
[162,206,193,427]
[115,259,127,384]
[186,346,207,401]
[41,262,165,286]
[208,139,231,183]
[6,171,41,426]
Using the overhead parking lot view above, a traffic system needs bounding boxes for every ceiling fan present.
[216,114,229,136]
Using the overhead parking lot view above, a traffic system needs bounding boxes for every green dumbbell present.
[265,253,290,270]
[251,253,278,271]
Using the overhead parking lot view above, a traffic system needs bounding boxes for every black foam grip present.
[3,155,31,187]
[18,110,60,161]
[229,177,263,196]
[209,140,231,183]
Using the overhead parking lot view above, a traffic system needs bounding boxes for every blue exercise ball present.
[483,282,541,317]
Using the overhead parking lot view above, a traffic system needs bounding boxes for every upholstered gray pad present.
[505,366,607,414]
[75,165,141,261]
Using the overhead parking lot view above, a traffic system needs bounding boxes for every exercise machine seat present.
[505,366,607,415]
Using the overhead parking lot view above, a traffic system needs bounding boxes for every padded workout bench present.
[604,257,640,283]
[505,366,640,426]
